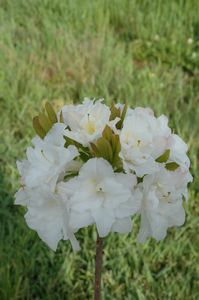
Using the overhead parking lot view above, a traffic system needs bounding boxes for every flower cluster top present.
[15,99,192,251]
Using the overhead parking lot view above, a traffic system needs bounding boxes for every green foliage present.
[32,116,46,139]
[156,149,170,163]
[91,126,122,169]
[33,102,58,138]
[45,102,58,124]
[156,149,180,171]
[0,0,199,299]
[165,162,180,171]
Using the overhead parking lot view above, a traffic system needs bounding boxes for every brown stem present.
[94,234,103,300]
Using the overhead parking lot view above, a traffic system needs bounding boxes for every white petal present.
[115,173,137,189]
[44,123,67,147]
[150,214,168,241]
[111,217,132,234]
[137,211,152,243]
[25,208,62,251]
[14,188,27,205]
[79,158,113,181]
[115,193,141,218]
[67,232,80,251]
[92,207,115,237]
[69,211,94,229]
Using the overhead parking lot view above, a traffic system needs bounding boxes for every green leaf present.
[110,103,120,121]
[165,162,179,171]
[90,143,100,156]
[96,137,113,162]
[45,102,58,123]
[114,165,124,173]
[111,134,121,166]
[60,110,64,123]
[32,116,46,138]
[102,125,113,141]
[156,149,170,163]
[64,136,77,147]
[90,125,122,167]
[114,135,121,154]
[116,102,128,129]
[116,103,127,129]
[79,151,91,162]
[38,113,52,132]
[121,102,128,121]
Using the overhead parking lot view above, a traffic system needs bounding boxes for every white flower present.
[61,98,117,147]
[17,123,79,191]
[58,158,141,237]
[15,123,81,251]
[15,185,80,251]
[137,167,192,243]
[120,107,171,176]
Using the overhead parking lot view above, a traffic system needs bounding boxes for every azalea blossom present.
[137,167,192,242]
[15,184,79,251]
[60,98,118,146]
[17,123,79,191]
[119,107,171,176]
[58,158,141,237]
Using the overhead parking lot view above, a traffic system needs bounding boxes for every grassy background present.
[0,0,199,299]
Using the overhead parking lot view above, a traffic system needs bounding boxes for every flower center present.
[124,131,142,147]
[86,114,96,134]
[154,183,171,203]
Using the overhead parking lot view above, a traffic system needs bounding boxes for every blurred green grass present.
[0,0,199,299]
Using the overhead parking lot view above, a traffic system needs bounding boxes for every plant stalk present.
[94,234,103,300]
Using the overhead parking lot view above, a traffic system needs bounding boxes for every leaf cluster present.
[155,149,179,171]
[33,102,58,138]
[90,126,122,170]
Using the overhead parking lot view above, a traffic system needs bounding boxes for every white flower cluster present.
[15,99,192,251]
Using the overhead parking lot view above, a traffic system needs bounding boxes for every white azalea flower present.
[120,107,171,176]
[58,158,141,237]
[15,185,79,251]
[17,123,79,191]
[61,98,117,147]
[137,167,192,243]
